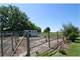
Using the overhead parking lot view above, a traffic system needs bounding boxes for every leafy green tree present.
[0,14,6,31]
[44,27,51,47]
[61,23,79,42]
[36,27,41,33]
[0,5,25,31]
[0,5,41,31]
[43,27,50,37]
[8,5,29,31]
[44,27,50,33]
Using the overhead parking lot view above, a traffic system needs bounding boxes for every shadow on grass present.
[75,39,80,43]
[75,41,80,43]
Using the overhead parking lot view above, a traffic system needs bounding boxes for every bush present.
[61,23,79,42]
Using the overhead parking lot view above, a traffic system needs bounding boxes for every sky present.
[0,4,80,32]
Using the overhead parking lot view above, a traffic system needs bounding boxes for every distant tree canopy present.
[43,27,50,33]
[0,5,41,32]
[61,23,79,42]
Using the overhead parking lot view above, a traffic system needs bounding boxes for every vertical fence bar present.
[48,32,50,48]
[57,31,59,42]
[62,33,65,43]
[1,31,3,56]
[0,15,4,56]
[11,31,14,51]
[26,32,30,56]
[15,31,17,46]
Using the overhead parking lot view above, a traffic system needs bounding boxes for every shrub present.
[61,23,79,42]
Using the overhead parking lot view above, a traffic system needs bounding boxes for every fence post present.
[62,33,65,43]
[0,15,4,56]
[26,32,30,56]
[57,31,59,42]
[1,31,3,56]
[11,31,14,51]
[48,32,50,48]
[15,31,17,46]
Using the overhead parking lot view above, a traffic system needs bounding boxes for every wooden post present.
[1,31,3,56]
[0,16,4,56]
[57,31,59,42]
[48,32,50,48]
[26,32,30,56]
[11,32,14,51]
[15,32,17,46]
[62,33,65,43]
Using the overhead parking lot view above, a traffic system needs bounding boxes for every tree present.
[44,27,50,33]
[44,27,51,48]
[0,5,41,31]
[43,27,50,37]
[61,23,79,42]
[36,27,41,33]
[7,5,29,31]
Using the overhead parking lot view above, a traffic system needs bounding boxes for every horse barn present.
[24,30,39,37]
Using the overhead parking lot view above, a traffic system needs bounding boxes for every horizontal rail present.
[40,41,63,55]
[30,38,62,49]
[31,40,64,55]
[30,39,54,49]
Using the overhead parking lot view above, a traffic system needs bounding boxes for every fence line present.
[0,31,64,56]
[30,37,64,56]
[0,31,28,56]
[11,35,25,56]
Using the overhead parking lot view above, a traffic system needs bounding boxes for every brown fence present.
[0,31,64,56]
[29,32,64,56]
[0,31,28,56]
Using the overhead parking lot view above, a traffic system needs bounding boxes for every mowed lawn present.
[66,42,80,56]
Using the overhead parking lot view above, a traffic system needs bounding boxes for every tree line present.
[43,23,80,42]
[0,5,41,32]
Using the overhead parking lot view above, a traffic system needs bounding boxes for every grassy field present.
[40,32,80,56]
[35,48,66,56]
[66,42,80,56]
[38,42,80,56]
[36,39,80,56]
[41,32,63,39]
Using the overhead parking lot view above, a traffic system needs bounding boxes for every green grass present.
[77,37,80,39]
[41,32,63,39]
[36,50,58,56]
[54,51,64,56]
[66,42,80,56]
[36,50,66,56]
